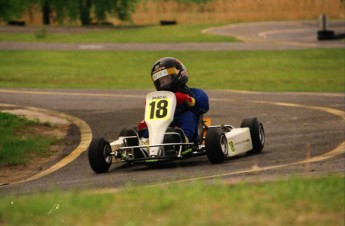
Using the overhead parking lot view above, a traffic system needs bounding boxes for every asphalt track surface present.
[0,21,344,195]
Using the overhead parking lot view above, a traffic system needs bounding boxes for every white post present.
[319,14,328,31]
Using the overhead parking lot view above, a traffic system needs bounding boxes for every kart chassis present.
[88,91,265,173]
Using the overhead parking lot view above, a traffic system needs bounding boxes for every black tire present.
[240,118,265,154]
[88,138,112,173]
[205,128,229,164]
[317,30,335,40]
[118,128,145,158]
[118,128,137,138]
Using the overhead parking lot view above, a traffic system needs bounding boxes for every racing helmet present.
[150,57,188,91]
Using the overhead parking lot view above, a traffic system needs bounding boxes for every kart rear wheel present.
[241,118,265,154]
[88,138,112,173]
[205,128,228,164]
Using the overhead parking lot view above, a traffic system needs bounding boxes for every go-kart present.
[88,91,265,173]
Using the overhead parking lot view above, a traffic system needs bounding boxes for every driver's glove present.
[175,92,195,107]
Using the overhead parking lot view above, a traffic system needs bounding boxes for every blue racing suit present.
[172,88,209,141]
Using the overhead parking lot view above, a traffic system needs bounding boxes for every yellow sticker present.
[229,140,236,153]
[145,98,171,121]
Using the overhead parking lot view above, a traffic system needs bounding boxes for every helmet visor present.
[158,75,172,87]
[152,68,176,90]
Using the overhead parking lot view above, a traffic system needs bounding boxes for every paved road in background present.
[0,21,344,194]
[0,20,344,51]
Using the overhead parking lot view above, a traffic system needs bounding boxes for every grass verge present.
[0,24,238,43]
[0,112,57,166]
[0,176,343,226]
[0,49,343,92]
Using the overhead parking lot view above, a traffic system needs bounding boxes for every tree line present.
[0,0,211,25]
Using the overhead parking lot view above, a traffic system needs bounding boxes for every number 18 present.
[148,99,169,120]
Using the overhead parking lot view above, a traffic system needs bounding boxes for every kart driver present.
[138,57,209,143]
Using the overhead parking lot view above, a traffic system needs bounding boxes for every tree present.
[0,0,139,25]
[78,0,139,25]
[43,0,139,25]
[0,0,31,21]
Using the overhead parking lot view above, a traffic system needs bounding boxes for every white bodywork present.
[144,91,176,156]
[224,128,253,157]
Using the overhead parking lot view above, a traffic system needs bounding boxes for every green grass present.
[0,176,343,226]
[0,49,343,92]
[0,112,56,166]
[0,24,238,43]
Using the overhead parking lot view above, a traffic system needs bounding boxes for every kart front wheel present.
[88,138,112,173]
[205,128,229,164]
[241,118,265,154]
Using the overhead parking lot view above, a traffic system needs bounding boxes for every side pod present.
[224,128,253,157]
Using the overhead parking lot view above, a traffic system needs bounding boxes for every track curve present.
[0,89,344,194]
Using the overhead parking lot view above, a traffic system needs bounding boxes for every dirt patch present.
[0,108,80,186]
[0,124,82,186]
[2,109,70,127]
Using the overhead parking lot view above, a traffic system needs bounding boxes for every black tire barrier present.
[317,30,335,40]
[7,21,25,26]
[160,20,177,26]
